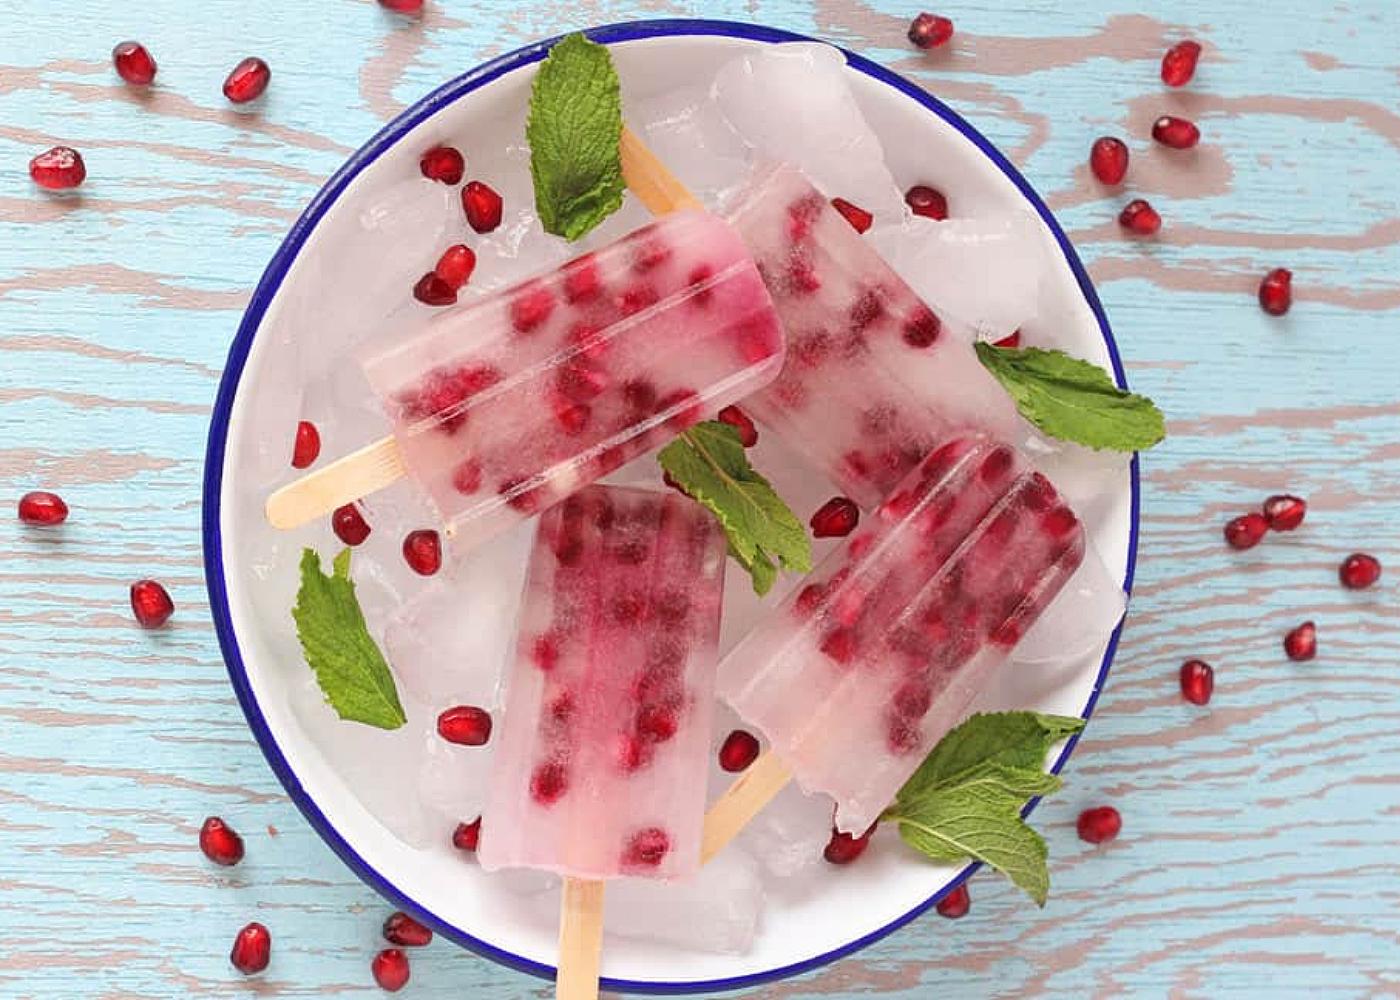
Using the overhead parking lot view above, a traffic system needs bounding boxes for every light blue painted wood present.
[2,1,1398,996]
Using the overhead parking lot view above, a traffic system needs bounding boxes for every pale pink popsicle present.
[718,437,1085,833]
[480,485,727,881]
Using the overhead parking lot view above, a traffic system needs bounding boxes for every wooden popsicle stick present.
[263,128,699,531]
[700,750,793,865]
[557,878,606,1000]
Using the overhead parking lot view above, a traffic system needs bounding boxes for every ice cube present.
[601,845,764,955]
[630,83,750,206]
[416,732,493,830]
[736,781,835,880]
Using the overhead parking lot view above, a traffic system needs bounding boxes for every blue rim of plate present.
[203,17,1140,996]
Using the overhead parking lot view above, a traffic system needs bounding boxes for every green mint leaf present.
[291,548,406,731]
[899,711,1084,802]
[658,421,812,595]
[526,32,625,241]
[974,342,1165,452]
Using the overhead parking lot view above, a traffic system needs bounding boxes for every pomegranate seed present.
[902,306,941,348]
[1223,512,1267,550]
[1151,115,1200,149]
[907,13,954,49]
[1179,659,1214,705]
[621,827,671,870]
[509,283,555,333]
[823,824,875,864]
[1118,199,1161,236]
[434,244,476,290]
[1339,552,1382,590]
[371,948,410,992]
[437,705,491,746]
[129,579,174,629]
[831,197,873,233]
[382,911,432,948]
[222,57,271,104]
[1089,136,1129,185]
[1283,621,1316,662]
[230,922,271,975]
[28,146,86,190]
[811,497,860,538]
[1262,494,1306,531]
[1076,805,1122,844]
[718,729,761,773]
[530,761,568,804]
[199,816,245,866]
[332,503,371,546]
[112,41,157,86]
[290,420,320,469]
[1258,268,1293,316]
[17,490,68,526]
[419,145,464,184]
[1160,39,1202,88]
[992,330,1021,349]
[905,184,948,220]
[936,883,970,918]
[378,0,425,13]
[412,271,457,307]
[452,818,481,852]
[401,529,441,575]
[716,405,758,446]
[462,180,503,233]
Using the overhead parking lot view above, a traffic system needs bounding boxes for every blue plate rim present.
[202,16,1141,996]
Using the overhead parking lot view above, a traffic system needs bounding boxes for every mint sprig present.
[882,711,1085,905]
[526,33,625,241]
[292,548,406,730]
[657,421,812,595]
[975,342,1165,452]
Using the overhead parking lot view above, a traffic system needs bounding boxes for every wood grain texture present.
[2,0,1398,997]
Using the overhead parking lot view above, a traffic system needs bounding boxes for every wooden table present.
[3,2,1397,996]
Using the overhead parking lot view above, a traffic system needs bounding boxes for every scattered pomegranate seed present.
[222,57,271,104]
[412,271,457,307]
[718,729,761,772]
[823,824,875,864]
[936,883,970,918]
[419,145,464,184]
[403,529,441,575]
[1179,659,1214,705]
[129,580,174,629]
[905,184,948,220]
[434,244,476,291]
[378,0,425,12]
[371,948,410,992]
[992,330,1021,349]
[1076,805,1122,844]
[1283,621,1317,662]
[452,818,481,852]
[1223,512,1268,550]
[1118,199,1161,236]
[1160,40,1202,88]
[18,490,68,526]
[382,911,432,948]
[1262,494,1306,531]
[1089,136,1129,185]
[199,816,245,866]
[462,180,503,233]
[811,497,860,538]
[290,420,320,469]
[717,405,758,446]
[112,41,157,86]
[437,705,492,746]
[332,503,371,546]
[1151,115,1200,149]
[230,922,271,975]
[907,12,954,49]
[28,146,86,190]
[1338,552,1381,590]
[831,197,873,233]
[1258,268,1293,316]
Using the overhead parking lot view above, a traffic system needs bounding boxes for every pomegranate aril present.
[1119,199,1161,236]
[29,146,86,190]
[199,816,245,866]
[811,496,860,538]
[907,12,954,49]
[332,503,371,546]
[905,184,948,220]
[831,197,873,233]
[992,329,1022,349]
[1223,512,1267,550]
[1151,115,1200,149]
[462,180,503,233]
[413,271,457,307]
[1179,659,1214,705]
[510,283,554,333]
[402,529,441,576]
[378,0,425,13]
[823,824,875,864]
[290,420,320,469]
[382,911,432,948]
[621,826,671,870]
[230,922,271,975]
[18,490,68,526]
[1339,552,1381,589]
[419,144,464,184]
[1258,268,1293,316]
[1262,493,1306,531]
[130,579,174,629]
[452,817,481,852]
[718,729,761,773]
[371,948,410,992]
[437,705,491,746]
[1089,136,1129,185]
[434,244,476,290]
[1160,39,1202,88]
[452,458,483,495]
[1076,805,1122,844]
[112,41,157,86]
[902,306,941,348]
[936,882,970,918]
[1283,621,1317,662]
[223,57,271,104]
[717,405,758,446]
[530,761,568,805]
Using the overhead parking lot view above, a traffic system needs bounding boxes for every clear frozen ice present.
[600,846,764,955]
[736,781,835,880]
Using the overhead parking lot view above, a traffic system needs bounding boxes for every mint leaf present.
[291,548,406,731]
[658,421,812,595]
[974,342,1165,452]
[900,711,1084,802]
[526,33,625,241]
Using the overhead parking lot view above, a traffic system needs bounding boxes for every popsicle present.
[479,484,726,997]
[706,435,1085,850]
